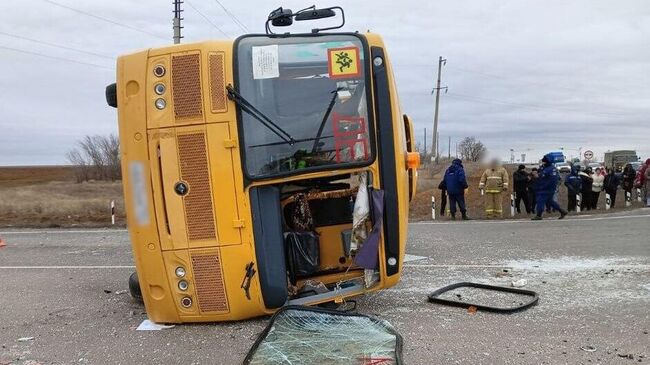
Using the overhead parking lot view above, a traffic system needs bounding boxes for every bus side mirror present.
[295,8,335,21]
[268,7,293,27]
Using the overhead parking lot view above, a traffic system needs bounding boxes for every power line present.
[213,0,248,32]
[186,0,229,38]
[0,45,113,70]
[0,30,113,60]
[40,0,168,40]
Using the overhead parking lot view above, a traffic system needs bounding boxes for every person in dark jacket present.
[437,180,447,217]
[579,167,594,211]
[622,163,636,201]
[603,168,621,207]
[442,159,469,220]
[564,164,582,212]
[513,164,531,214]
[527,168,538,213]
[532,154,568,220]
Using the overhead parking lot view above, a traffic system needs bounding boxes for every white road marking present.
[0,229,127,235]
[411,213,650,225]
[0,265,135,269]
[405,264,509,268]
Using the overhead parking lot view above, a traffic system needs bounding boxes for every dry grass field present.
[0,166,125,227]
[0,164,645,227]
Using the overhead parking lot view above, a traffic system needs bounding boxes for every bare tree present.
[66,134,121,182]
[458,136,487,162]
[65,149,91,183]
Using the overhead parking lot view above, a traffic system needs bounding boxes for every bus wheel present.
[106,83,117,108]
[128,272,144,303]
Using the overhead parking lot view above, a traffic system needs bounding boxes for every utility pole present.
[423,128,427,159]
[173,0,184,44]
[431,56,447,165]
[448,136,451,159]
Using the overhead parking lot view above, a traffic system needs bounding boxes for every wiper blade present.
[226,85,295,145]
[311,87,343,153]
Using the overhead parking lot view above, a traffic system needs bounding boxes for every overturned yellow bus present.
[107,6,419,323]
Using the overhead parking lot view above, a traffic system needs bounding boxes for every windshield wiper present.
[226,85,295,145]
[311,87,343,153]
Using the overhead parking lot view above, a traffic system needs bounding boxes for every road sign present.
[584,150,594,160]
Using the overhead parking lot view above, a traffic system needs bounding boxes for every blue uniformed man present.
[532,154,568,220]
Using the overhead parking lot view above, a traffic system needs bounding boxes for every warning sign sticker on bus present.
[327,46,361,79]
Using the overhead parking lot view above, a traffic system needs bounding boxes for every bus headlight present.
[387,257,397,266]
[154,83,166,95]
[153,65,166,77]
[181,296,192,308]
[178,280,189,291]
[155,98,166,110]
[175,267,186,278]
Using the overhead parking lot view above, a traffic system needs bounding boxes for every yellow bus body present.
[114,32,418,323]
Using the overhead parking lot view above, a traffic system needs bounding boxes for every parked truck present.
[604,150,638,171]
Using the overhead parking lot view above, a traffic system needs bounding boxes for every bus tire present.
[106,83,118,108]
[128,272,144,303]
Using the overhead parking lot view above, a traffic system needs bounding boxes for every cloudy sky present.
[1,0,649,165]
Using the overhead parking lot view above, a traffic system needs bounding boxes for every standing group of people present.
[438,156,650,222]
[564,166,608,211]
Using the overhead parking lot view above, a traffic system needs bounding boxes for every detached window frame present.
[233,33,377,181]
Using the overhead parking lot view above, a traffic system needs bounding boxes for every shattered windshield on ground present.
[244,307,402,365]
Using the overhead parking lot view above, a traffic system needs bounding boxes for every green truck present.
[604,150,638,171]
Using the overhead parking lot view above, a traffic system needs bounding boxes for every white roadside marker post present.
[636,188,643,203]
[431,196,436,221]
[605,193,611,210]
[510,193,515,217]
[111,200,115,225]
[576,194,582,213]
[626,191,631,207]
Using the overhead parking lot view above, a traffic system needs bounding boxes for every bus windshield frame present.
[233,33,376,181]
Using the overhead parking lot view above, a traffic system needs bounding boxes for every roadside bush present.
[66,134,121,182]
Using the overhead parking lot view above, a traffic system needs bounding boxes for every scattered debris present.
[467,305,478,315]
[135,319,175,331]
[581,346,597,352]
[428,282,539,313]
[0,237,6,248]
[114,290,128,295]
[511,279,528,287]
[103,289,112,294]
[17,337,34,342]
[617,353,634,360]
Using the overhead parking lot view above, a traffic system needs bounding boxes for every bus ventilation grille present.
[208,52,227,113]
[191,252,229,313]
[171,53,203,121]
[177,132,216,241]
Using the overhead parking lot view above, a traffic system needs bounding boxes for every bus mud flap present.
[244,305,403,364]
[428,282,539,313]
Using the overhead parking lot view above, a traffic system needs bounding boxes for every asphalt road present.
[1,209,649,364]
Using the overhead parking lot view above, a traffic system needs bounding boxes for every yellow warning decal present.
[327,47,361,79]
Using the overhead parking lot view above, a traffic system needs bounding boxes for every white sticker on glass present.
[252,44,279,79]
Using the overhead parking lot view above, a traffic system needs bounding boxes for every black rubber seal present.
[243,305,403,364]
[370,46,400,276]
[428,282,539,313]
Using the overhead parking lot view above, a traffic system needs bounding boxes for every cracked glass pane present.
[245,307,402,365]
